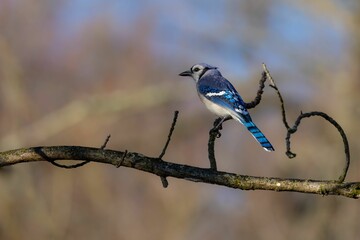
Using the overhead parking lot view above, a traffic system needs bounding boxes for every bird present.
[179,63,274,152]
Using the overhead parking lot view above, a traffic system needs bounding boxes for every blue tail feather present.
[241,120,274,152]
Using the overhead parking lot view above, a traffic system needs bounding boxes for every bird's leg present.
[213,116,231,131]
[214,118,225,130]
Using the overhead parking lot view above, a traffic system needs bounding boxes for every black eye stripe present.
[198,67,209,79]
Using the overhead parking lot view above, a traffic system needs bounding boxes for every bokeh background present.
[0,1,359,239]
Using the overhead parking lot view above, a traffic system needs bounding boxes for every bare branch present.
[0,146,358,199]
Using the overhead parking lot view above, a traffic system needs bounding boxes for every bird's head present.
[179,63,217,82]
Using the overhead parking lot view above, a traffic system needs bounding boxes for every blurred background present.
[0,0,359,239]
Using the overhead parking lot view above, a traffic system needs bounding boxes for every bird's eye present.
[193,67,200,72]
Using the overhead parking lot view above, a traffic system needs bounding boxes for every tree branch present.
[0,64,355,199]
[0,146,359,199]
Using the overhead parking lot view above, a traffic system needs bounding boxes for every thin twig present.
[263,63,290,129]
[48,158,91,169]
[159,111,179,159]
[245,70,268,109]
[46,134,112,169]
[35,147,90,169]
[116,150,127,168]
[100,134,111,149]
[158,111,179,188]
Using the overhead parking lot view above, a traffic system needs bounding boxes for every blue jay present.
[179,63,274,152]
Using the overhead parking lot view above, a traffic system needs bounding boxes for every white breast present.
[199,94,231,117]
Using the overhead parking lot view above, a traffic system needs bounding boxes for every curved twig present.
[285,111,350,182]
[263,64,350,182]
[46,134,112,169]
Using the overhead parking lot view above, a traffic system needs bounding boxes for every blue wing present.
[197,75,249,120]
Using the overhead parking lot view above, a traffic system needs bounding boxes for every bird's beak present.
[179,70,192,77]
